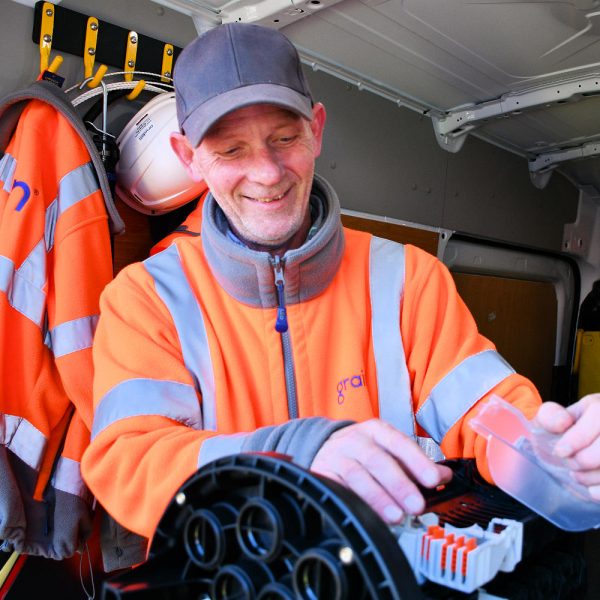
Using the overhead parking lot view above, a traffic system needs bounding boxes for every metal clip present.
[39,2,56,74]
[161,43,174,82]
[84,16,107,88]
[124,30,138,82]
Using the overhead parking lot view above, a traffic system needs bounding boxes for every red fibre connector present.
[441,533,455,572]
[461,537,478,577]
[422,525,444,559]
[450,535,466,573]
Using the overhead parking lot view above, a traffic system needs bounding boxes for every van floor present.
[1,533,598,598]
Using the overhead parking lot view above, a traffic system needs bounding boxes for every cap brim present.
[181,83,314,147]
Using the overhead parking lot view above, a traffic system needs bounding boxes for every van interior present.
[1,0,599,597]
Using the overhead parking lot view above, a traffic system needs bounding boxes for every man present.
[81,23,600,558]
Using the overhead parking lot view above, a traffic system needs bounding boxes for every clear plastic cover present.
[469,395,600,532]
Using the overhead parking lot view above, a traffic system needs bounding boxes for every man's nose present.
[249,147,284,185]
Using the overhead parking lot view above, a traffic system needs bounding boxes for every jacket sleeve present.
[82,263,209,540]
[401,244,542,480]
[45,112,114,431]
[82,264,351,541]
[48,192,113,430]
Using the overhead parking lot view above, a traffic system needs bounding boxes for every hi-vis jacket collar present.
[201,173,346,309]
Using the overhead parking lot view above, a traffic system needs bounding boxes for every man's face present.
[174,103,326,252]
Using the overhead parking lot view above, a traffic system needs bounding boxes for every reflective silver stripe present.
[417,436,445,462]
[58,162,98,215]
[51,456,90,500]
[0,247,46,328]
[0,414,47,470]
[13,240,46,326]
[144,245,218,430]
[417,349,516,443]
[0,255,13,291]
[46,314,99,357]
[45,163,99,252]
[0,164,97,322]
[17,238,46,288]
[198,433,249,467]
[369,237,415,439]
[92,378,202,440]
[45,198,58,251]
[0,153,16,192]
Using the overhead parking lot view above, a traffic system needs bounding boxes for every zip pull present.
[273,256,288,333]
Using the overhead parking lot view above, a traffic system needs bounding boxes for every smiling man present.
[172,103,325,253]
[82,23,600,562]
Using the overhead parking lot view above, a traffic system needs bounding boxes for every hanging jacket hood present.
[0,80,124,235]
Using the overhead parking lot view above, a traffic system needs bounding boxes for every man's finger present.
[364,420,452,488]
[310,419,453,521]
[534,401,574,434]
[566,393,600,420]
[567,436,600,471]
[554,400,600,458]
[358,445,433,514]
[572,467,600,487]
[333,457,407,524]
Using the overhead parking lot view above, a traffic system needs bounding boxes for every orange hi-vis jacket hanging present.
[83,175,542,543]
[0,81,120,558]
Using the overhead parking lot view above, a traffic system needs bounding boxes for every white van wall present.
[308,68,579,252]
[1,0,579,253]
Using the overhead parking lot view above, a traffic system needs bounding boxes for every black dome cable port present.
[102,453,425,599]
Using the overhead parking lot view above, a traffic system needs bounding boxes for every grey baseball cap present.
[174,23,314,147]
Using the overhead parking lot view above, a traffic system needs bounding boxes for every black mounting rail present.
[31,1,183,76]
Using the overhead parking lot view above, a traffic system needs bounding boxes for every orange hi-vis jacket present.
[0,81,124,559]
[149,189,207,256]
[83,174,542,545]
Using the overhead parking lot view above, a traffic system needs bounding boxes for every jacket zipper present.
[272,256,298,419]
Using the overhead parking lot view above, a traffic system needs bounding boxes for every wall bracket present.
[529,139,600,189]
[432,73,600,154]
[31,1,183,77]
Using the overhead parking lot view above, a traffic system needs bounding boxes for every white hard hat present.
[115,92,206,215]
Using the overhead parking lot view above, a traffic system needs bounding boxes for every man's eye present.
[275,135,298,145]
[217,146,241,158]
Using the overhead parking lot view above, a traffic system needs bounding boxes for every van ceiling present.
[156,0,600,194]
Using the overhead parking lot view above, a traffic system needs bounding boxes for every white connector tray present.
[396,513,523,594]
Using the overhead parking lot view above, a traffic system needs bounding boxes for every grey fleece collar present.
[201,174,345,308]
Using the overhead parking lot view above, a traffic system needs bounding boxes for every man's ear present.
[170,132,203,182]
[309,103,327,158]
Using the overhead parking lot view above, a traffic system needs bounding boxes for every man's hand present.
[310,419,452,524]
[534,394,600,500]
